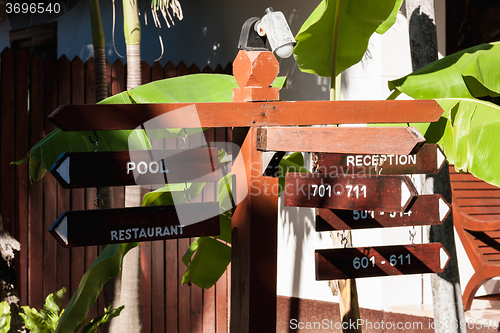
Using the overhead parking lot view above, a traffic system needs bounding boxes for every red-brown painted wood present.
[315,144,446,175]
[50,148,219,188]
[284,173,418,212]
[257,126,425,155]
[50,202,220,247]
[316,243,450,280]
[28,51,45,309]
[43,55,59,300]
[48,100,443,131]
[178,237,191,333]
[140,241,152,333]
[316,194,450,230]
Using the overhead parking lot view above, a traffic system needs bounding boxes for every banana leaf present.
[387,42,500,187]
[293,0,399,77]
[55,244,136,333]
[0,301,10,333]
[388,42,500,100]
[412,99,500,187]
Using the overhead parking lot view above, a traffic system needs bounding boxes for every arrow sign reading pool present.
[50,148,219,189]
[284,173,418,212]
[315,243,450,280]
[49,202,220,247]
[314,144,446,176]
[316,194,450,231]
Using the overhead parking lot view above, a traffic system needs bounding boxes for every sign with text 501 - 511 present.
[284,173,418,212]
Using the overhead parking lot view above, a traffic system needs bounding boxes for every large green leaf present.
[0,301,10,333]
[293,0,397,77]
[56,243,136,333]
[389,42,500,100]
[412,98,500,187]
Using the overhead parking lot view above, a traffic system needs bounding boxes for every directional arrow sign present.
[49,202,220,247]
[314,144,446,175]
[316,194,450,231]
[50,148,219,189]
[257,127,425,155]
[284,173,418,212]
[315,243,450,280]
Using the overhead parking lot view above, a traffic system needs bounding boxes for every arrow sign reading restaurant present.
[315,243,450,280]
[284,173,418,212]
[49,202,221,247]
[50,148,219,189]
[316,194,451,231]
[314,144,446,175]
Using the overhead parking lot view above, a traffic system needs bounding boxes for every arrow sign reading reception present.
[284,173,418,212]
[50,148,219,189]
[49,202,220,247]
[316,194,451,231]
[314,144,446,176]
[315,243,450,280]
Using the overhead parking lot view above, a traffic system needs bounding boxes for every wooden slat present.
[450,181,500,190]
[56,55,72,303]
[140,241,152,333]
[455,198,500,207]
[0,47,16,239]
[165,61,176,78]
[449,173,480,181]
[10,49,28,305]
[178,238,191,333]
[462,207,500,215]
[43,55,58,301]
[177,61,189,76]
[165,239,178,332]
[189,64,200,74]
[453,190,500,198]
[69,56,86,297]
[28,51,45,309]
[49,100,444,131]
[214,64,224,74]
[112,59,125,95]
[152,239,165,332]
[152,61,164,82]
[141,60,151,86]
[203,65,214,73]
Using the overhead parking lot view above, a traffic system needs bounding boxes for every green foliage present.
[388,42,500,187]
[20,288,65,333]
[55,244,135,333]
[293,0,399,77]
[76,306,124,333]
[389,42,500,100]
[0,301,10,333]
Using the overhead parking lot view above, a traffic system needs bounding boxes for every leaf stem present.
[330,0,342,101]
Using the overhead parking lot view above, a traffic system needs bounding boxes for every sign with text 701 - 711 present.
[284,173,418,212]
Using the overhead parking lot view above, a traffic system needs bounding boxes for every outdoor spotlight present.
[255,8,296,58]
[237,7,296,58]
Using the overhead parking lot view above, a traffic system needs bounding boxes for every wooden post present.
[230,50,280,332]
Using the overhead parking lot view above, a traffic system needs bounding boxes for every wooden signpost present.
[50,148,219,188]
[49,202,220,247]
[284,173,418,212]
[43,49,451,333]
[316,194,451,230]
[314,143,446,175]
[315,243,450,280]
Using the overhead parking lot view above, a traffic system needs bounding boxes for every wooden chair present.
[449,166,500,311]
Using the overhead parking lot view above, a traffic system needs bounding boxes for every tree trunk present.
[108,1,143,332]
[404,1,466,332]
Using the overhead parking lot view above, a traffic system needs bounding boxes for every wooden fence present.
[0,47,232,332]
